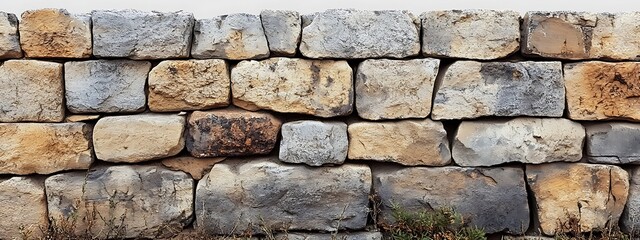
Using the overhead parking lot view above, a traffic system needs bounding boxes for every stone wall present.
[0,8,639,239]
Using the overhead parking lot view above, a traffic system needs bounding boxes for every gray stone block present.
[279,120,348,166]
[261,10,301,56]
[191,13,269,60]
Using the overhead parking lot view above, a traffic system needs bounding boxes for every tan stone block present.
[149,59,230,112]
[19,9,92,58]
[0,123,93,174]
[0,177,48,239]
[347,119,450,166]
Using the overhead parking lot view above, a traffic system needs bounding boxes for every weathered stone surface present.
[65,60,150,113]
[149,59,230,112]
[261,10,301,56]
[161,156,225,180]
[0,12,22,58]
[421,10,520,60]
[19,9,91,58]
[46,165,194,239]
[191,13,269,60]
[232,58,353,117]
[187,109,281,157]
[622,167,640,233]
[432,61,564,120]
[0,60,64,122]
[526,163,629,235]
[565,61,640,121]
[0,177,47,239]
[277,232,383,240]
[374,166,529,234]
[64,114,100,122]
[300,9,420,59]
[501,237,554,240]
[453,118,585,166]
[355,58,439,120]
[0,123,92,174]
[279,120,348,166]
[92,10,194,59]
[195,158,371,234]
[586,122,640,164]
[523,12,640,60]
[93,114,185,163]
[348,119,450,166]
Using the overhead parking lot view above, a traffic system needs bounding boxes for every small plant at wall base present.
[553,214,630,240]
[379,204,486,240]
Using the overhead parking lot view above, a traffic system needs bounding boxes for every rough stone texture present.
[355,58,439,120]
[279,120,348,166]
[502,237,554,240]
[191,13,269,60]
[348,119,451,166]
[64,114,100,122]
[453,118,585,166]
[526,163,629,235]
[0,60,64,122]
[0,123,92,175]
[187,109,281,157]
[421,10,520,60]
[432,61,564,120]
[46,165,194,239]
[300,9,420,59]
[161,156,225,180]
[0,177,48,239]
[19,9,91,58]
[586,122,640,164]
[374,166,529,234]
[0,12,21,58]
[565,61,640,121]
[148,59,230,112]
[65,60,150,113]
[195,158,371,234]
[622,167,640,233]
[93,114,185,163]
[232,58,353,117]
[261,10,301,56]
[92,10,194,59]
[277,232,383,240]
[522,12,640,60]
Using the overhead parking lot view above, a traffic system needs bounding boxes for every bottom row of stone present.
[0,158,635,239]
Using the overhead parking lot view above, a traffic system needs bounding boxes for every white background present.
[4,0,640,18]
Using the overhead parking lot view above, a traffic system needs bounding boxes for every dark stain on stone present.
[168,66,178,75]
[310,63,321,86]
[613,72,628,85]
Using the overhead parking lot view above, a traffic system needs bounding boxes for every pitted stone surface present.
[622,167,640,233]
[93,114,185,163]
[0,123,93,175]
[148,59,230,112]
[191,13,269,60]
[232,58,353,117]
[300,9,420,59]
[527,163,629,235]
[0,177,47,240]
[65,60,150,113]
[19,9,92,58]
[523,12,640,60]
[355,58,439,120]
[279,120,348,166]
[375,166,529,234]
[432,61,564,120]
[565,61,640,121]
[0,12,21,59]
[0,60,64,122]
[195,158,371,234]
[261,10,301,56]
[421,10,520,60]
[187,109,281,157]
[46,165,194,239]
[348,119,451,166]
[453,118,585,166]
[586,122,640,164]
[92,10,194,59]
